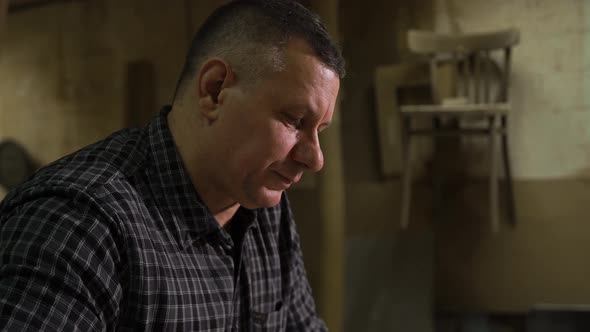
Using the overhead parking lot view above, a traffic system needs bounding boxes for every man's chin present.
[241,189,283,209]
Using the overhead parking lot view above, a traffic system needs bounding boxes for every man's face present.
[211,39,340,209]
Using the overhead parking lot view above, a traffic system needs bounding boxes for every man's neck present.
[212,202,240,227]
[167,103,240,227]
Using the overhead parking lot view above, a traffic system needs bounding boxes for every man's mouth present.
[275,171,301,185]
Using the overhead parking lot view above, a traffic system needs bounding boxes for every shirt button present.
[252,311,268,324]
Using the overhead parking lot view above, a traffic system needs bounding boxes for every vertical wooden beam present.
[310,1,344,331]
[125,60,156,128]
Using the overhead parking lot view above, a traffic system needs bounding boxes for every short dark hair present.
[173,0,345,99]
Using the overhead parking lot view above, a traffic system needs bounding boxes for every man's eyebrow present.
[284,104,331,129]
[280,104,307,114]
[299,105,333,130]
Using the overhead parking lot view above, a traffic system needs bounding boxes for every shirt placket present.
[215,229,241,332]
[226,221,259,331]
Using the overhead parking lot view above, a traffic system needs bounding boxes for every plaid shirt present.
[0,106,326,331]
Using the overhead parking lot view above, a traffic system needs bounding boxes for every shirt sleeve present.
[282,197,328,332]
[0,196,124,331]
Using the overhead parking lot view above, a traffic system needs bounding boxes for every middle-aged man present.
[0,0,345,331]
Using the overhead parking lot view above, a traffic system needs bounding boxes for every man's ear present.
[196,58,235,122]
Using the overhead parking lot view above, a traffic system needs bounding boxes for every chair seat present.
[400,102,511,116]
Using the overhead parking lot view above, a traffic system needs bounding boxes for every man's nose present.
[292,134,324,172]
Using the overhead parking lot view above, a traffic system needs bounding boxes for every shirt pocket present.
[250,300,287,332]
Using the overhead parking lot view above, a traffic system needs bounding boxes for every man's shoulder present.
[39,127,147,189]
[2,127,149,212]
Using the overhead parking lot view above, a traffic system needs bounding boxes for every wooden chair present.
[399,28,520,232]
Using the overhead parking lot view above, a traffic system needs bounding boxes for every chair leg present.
[432,117,442,224]
[489,115,500,233]
[501,115,517,226]
[400,117,414,229]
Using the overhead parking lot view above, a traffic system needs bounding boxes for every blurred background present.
[0,0,589,331]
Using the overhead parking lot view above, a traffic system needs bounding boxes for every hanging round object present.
[0,140,36,190]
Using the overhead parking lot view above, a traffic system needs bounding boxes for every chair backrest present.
[407,28,520,105]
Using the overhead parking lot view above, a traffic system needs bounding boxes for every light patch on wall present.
[584,0,590,150]
[576,0,590,178]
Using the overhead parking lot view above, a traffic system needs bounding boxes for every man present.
[0,0,345,331]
